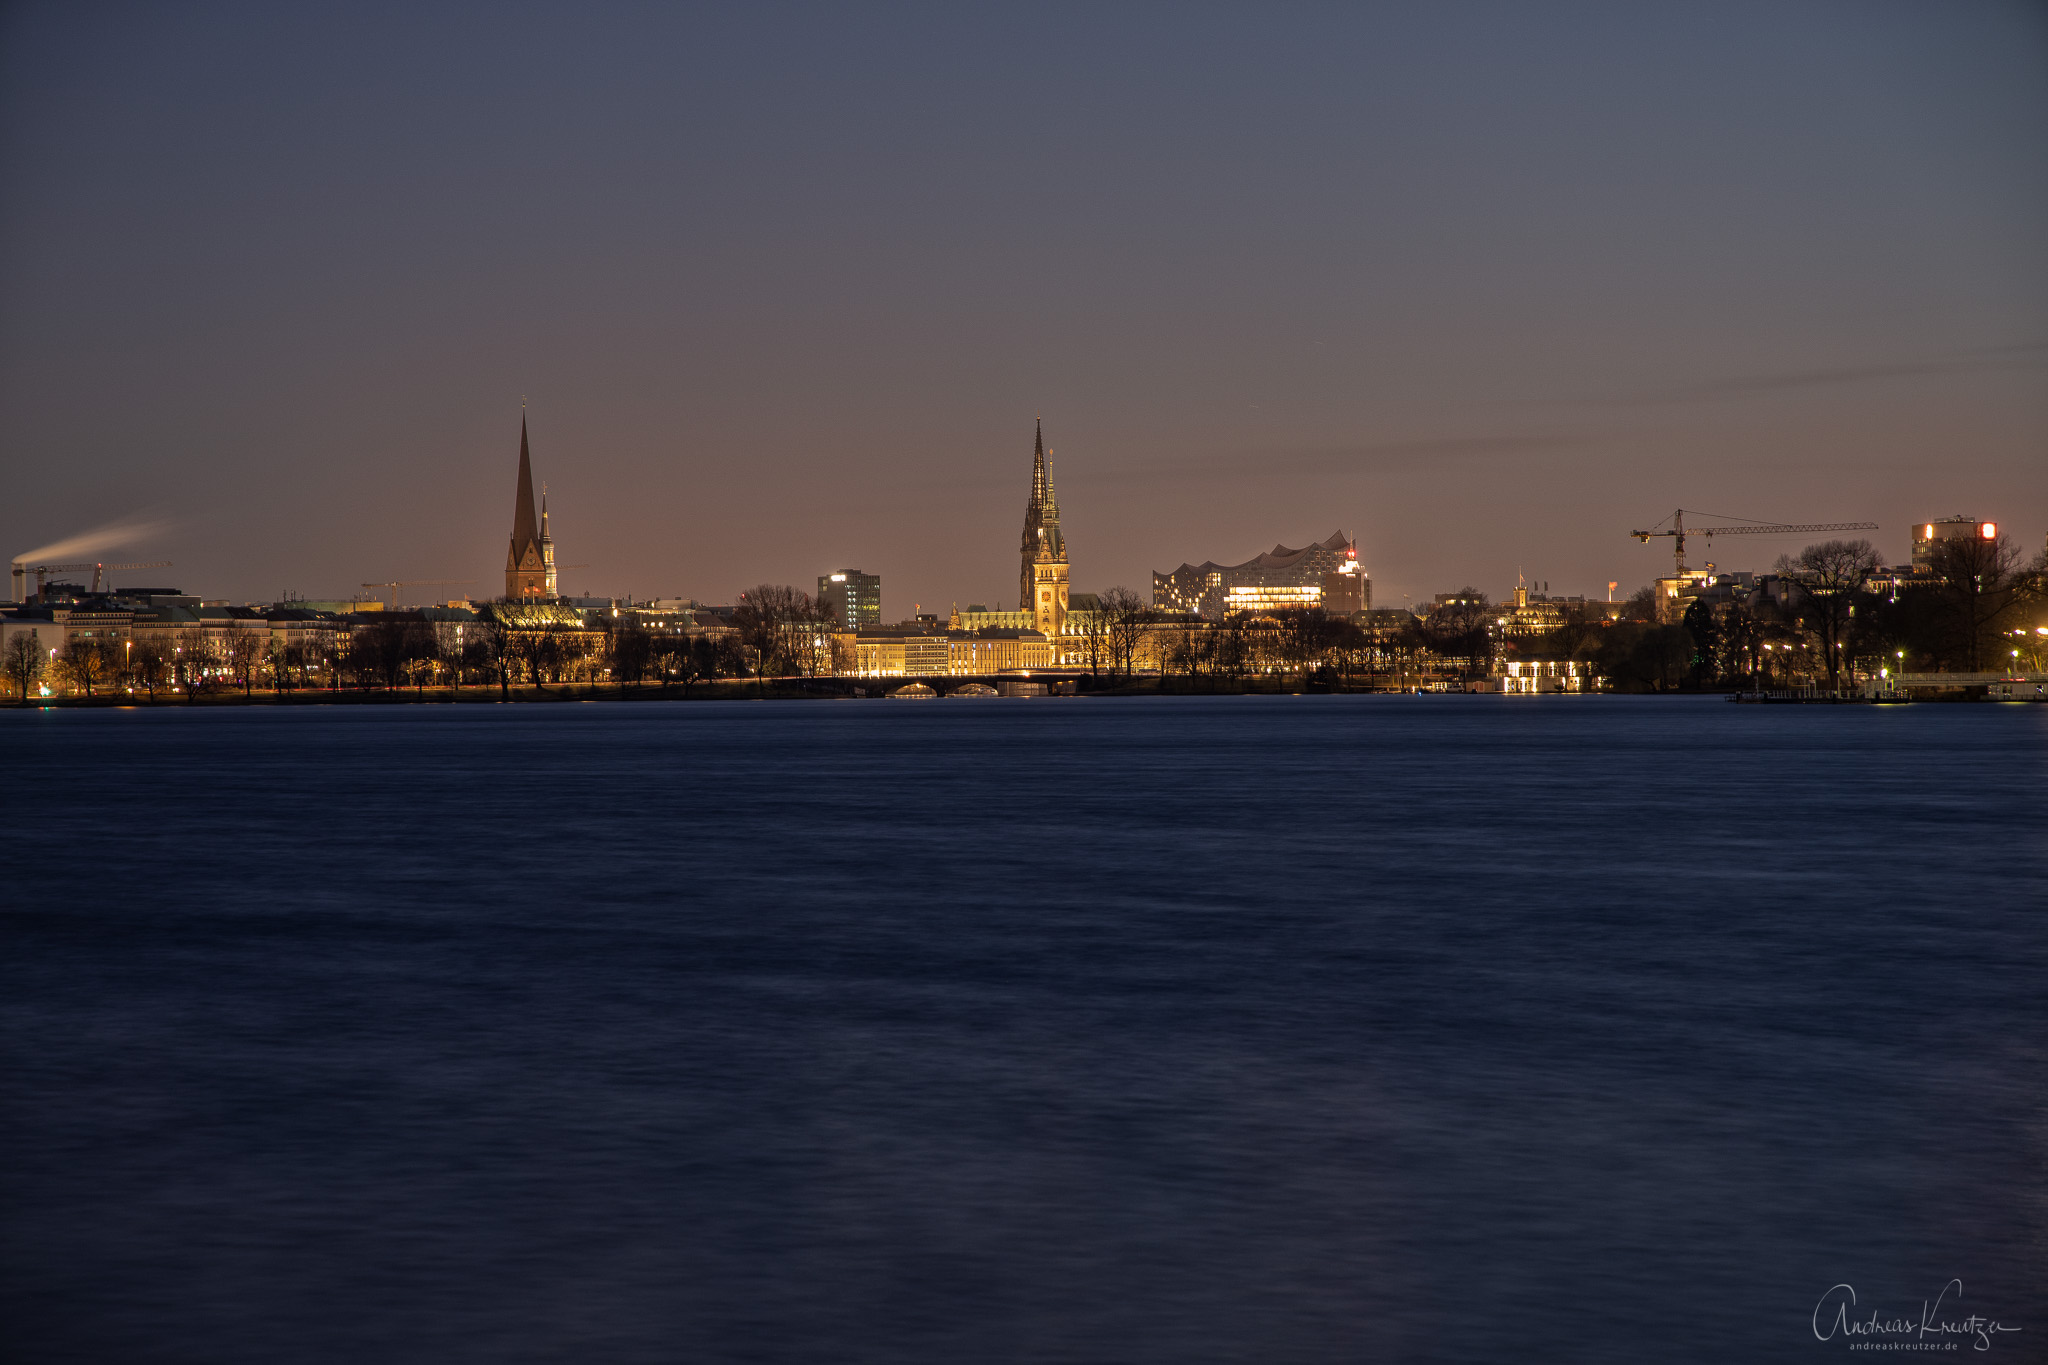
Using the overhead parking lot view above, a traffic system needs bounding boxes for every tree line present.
[10,536,2038,702]
[1534,535,2046,692]
[3,616,761,703]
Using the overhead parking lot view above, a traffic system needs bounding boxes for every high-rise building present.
[1020,419,1069,637]
[505,413,558,601]
[1321,559,1369,614]
[1154,532,1361,619]
[818,569,881,628]
[1911,515,1997,569]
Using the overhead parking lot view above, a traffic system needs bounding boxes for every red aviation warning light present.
[1981,522,1998,539]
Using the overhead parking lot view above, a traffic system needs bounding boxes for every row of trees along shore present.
[3,615,745,703]
[1615,534,2042,692]
[0,584,862,702]
[6,538,2042,701]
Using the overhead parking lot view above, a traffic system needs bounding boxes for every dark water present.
[3,696,2043,1363]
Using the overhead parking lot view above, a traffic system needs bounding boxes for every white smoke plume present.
[14,514,172,567]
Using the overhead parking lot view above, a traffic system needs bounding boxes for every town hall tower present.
[1019,418,1069,636]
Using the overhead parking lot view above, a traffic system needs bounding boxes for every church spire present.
[511,412,539,548]
[506,410,557,601]
[1019,417,1069,633]
[1032,417,1047,505]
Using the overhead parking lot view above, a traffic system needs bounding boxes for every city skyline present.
[2,4,2044,612]
[9,401,2034,619]
[7,11,2042,1359]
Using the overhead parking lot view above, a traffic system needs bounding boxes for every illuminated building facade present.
[1224,584,1320,614]
[835,626,1053,677]
[948,629,1052,674]
[1475,659,1594,693]
[1020,420,1069,637]
[504,414,558,601]
[1498,580,1595,636]
[1154,531,1361,619]
[1322,560,1369,614]
[818,569,881,628]
[843,628,951,677]
[950,604,1032,631]
[1911,516,1998,569]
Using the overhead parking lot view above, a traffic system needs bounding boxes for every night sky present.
[3,2,2043,615]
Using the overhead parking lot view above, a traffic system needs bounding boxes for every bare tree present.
[431,623,463,692]
[402,620,440,691]
[675,636,712,694]
[399,628,421,691]
[1215,614,1253,682]
[225,628,267,698]
[4,634,43,702]
[1774,539,1880,691]
[1543,601,1607,662]
[1277,607,1350,679]
[131,636,172,701]
[1098,586,1151,678]
[1415,592,1495,679]
[1326,616,1369,687]
[731,587,784,676]
[59,635,115,698]
[713,633,748,682]
[609,623,653,688]
[827,632,856,680]
[348,620,409,691]
[1163,623,1213,684]
[175,629,221,700]
[787,618,835,678]
[508,628,549,690]
[1065,593,1111,676]
[469,617,513,699]
[542,628,578,685]
[1923,532,2027,673]
[1621,585,1660,624]
[732,585,828,678]
[1718,602,1764,688]
[339,631,376,690]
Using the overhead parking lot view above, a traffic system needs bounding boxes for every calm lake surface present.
[3,695,2043,1363]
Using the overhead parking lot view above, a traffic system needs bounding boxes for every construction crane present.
[1630,510,1878,577]
[361,579,474,608]
[11,560,173,599]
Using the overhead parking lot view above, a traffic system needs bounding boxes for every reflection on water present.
[3,696,2043,1363]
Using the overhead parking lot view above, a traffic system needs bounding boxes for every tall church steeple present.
[505,411,558,601]
[1031,418,1048,504]
[1019,418,1069,635]
[511,414,539,546]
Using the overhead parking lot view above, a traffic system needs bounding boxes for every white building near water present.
[1471,659,1594,694]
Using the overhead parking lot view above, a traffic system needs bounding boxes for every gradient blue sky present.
[3,2,2043,613]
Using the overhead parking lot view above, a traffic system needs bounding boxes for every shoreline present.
[6,680,1963,709]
